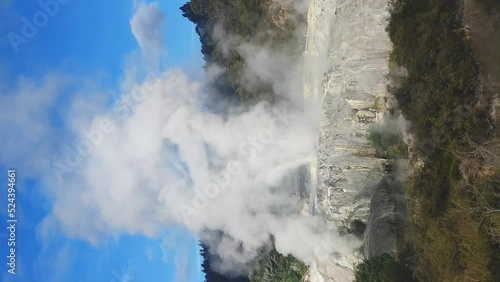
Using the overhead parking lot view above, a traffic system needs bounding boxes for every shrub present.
[354,254,415,282]
[250,249,307,282]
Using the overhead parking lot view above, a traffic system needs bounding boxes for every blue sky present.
[0,0,205,281]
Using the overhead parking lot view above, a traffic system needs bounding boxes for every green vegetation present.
[406,169,499,282]
[181,0,305,101]
[354,254,415,282]
[200,241,307,282]
[368,123,408,159]
[387,0,489,151]
[200,243,249,282]
[387,0,500,281]
[250,249,307,282]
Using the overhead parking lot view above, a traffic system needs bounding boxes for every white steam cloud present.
[35,0,362,278]
[130,1,165,59]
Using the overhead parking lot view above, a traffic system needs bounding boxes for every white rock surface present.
[303,0,392,280]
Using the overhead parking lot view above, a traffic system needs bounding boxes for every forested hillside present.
[180,0,305,101]
[371,0,500,281]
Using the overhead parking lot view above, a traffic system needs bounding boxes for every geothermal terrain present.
[304,0,397,280]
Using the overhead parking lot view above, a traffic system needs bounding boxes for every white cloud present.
[113,260,135,282]
[174,248,191,282]
[160,231,199,282]
[130,1,165,56]
[34,242,74,282]
[0,74,69,177]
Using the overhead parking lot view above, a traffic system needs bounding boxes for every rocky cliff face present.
[363,163,407,259]
[315,0,392,233]
[303,0,396,280]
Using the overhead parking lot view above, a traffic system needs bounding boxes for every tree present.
[200,243,250,282]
